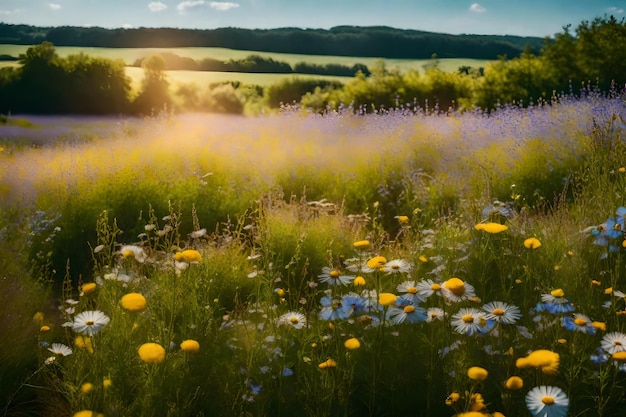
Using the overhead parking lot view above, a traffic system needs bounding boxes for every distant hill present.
[0,23,546,60]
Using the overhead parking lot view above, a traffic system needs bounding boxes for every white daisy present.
[525,385,569,417]
[318,267,354,286]
[482,301,522,324]
[601,332,626,355]
[71,310,110,336]
[48,343,73,356]
[416,279,444,299]
[277,311,307,329]
[119,245,147,263]
[441,278,476,302]
[451,308,492,335]
[426,307,445,322]
[382,259,412,274]
[396,280,426,305]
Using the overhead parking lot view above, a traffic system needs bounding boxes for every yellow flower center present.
[551,289,565,298]
[574,317,587,326]
[86,320,94,326]
[391,264,400,270]
[462,314,474,323]
[431,283,441,291]
[616,341,623,346]
[330,270,340,278]
[541,396,555,405]
[289,317,300,324]
[403,305,415,314]
[123,249,134,258]
[407,287,417,294]
[492,308,505,316]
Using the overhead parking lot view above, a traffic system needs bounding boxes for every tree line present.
[0,16,624,116]
[0,23,544,60]
[131,52,371,77]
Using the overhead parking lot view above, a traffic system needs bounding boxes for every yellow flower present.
[445,392,460,405]
[456,412,486,417]
[550,288,565,298]
[613,351,626,362]
[467,366,488,381]
[174,249,202,263]
[103,378,112,389]
[505,376,524,390]
[396,215,409,224]
[73,411,103,417]
[443,277,466,297]
[121,292,147,312]
[524,237,542,249]
[40,325,51,332]
[605,287,613,295]
[619,167,626,173]
[33,312,45,323]
[469,393,486,411]
[475,222,508,233]
[592,280,601,287]
[557,338,567,345]
[75,336,94,353]
[353,276,366,286]
[344,337,361,350]
[318,358,337,369]
[366,256,387,269]
[378,293,397,306]
[138,342,166,364]
[418,255,428,263]
[81,283,97,295]
[180,339,200,353]
[492,413,506,417]
[516,349,559,375]
[276,288,285,297]
[80,383,94,394]
[592,321,607,331]
[353,240,370,249]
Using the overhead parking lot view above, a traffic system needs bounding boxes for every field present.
[2,93,626,417]
[0,44,491,87]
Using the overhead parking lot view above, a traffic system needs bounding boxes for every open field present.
[0,44,492,74]
[2,94,626,417]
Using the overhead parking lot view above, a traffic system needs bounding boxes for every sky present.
[0,0,624,38]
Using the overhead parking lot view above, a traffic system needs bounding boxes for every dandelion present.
[278,311,307,329]
[470,393,486,411]
[525,386,569,417]
[180,339,200,353]
[516,350,560,375]
[174,249,202,263]
[505,376,524,390]
[353,240,370,249]
[71,311,110,336]
[33,312,44,323]
[344,337,361,350]
[442,277,476,302]
[601,332,626,354]
[418,255,428,263]
[467,366,488,381]
[353,276,366,286]
[120,293,147,312]
[366,256,387,270]
[80,383,94,394]
[73,411,104,417]
[75,336,94,353]
[475,222,509,233]
[40,325,51,332]
[451,308,493,336]
[103,378,112,389]
[482,301,521,324]
[138,342,166,364]
[445,392,460,405]
[318,358,337,369]
[48,343,73,356]
[318,267,354,286]
[378,293,397,307]
[524,237,542,249]
[382,259,412,274]
[395,215,409,224]
[120,245,147,263]
[81,283,97,295]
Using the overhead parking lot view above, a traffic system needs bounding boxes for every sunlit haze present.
[0,0,623,37]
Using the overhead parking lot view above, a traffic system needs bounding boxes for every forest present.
[0,16,624,115]
[0,22,544,59]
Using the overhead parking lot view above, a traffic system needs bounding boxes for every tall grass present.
[1,92,626,416]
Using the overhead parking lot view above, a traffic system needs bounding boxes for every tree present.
[133,54,171,115]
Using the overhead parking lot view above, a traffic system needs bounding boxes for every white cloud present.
[607,6,624,14]
[49,3,61,11]
[210,2,239,11]
[469,3,486,13]
[148,2,168,12]
[122,23,134,29]
[177,0,205,13]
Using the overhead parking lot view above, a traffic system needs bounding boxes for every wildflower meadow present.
[2,89,626,417]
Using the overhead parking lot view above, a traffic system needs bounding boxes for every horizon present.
[0,1,623,38]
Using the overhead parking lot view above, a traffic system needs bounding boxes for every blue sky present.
[0,0,624,37]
